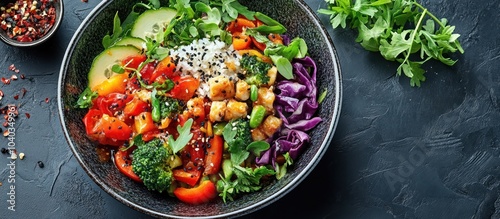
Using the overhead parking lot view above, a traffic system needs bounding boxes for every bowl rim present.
[0,0,64,47]
[57,0,342,218]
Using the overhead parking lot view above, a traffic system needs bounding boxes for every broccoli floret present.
[233,119,252,146]
[132,138,174,193]
[223,118,252,165]
[160,96,183,119]
[240,54,271,86]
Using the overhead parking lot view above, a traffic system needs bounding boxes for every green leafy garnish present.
[222,119,252,165]
[101,5,142,49]
[121,134,145,151]
[217,165,275,202]
[319,0,464,86]
[246,141,270,157]
[167,118,194,154]
[251,12,287,34]
[270,55,293,80]
[212,0,255,22]
[75,87,98,109]
[275,152,293,180]
[102,12,123,49]
[246,28,309,80]
[111,64,126,74]
[318,88,328,104]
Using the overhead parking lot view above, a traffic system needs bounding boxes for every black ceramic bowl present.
[58,0,342,218]
[0,0,63,47]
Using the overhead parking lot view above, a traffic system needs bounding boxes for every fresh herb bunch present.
[319,0,464,87]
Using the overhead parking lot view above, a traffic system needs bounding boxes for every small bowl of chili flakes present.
[0,0,63,47]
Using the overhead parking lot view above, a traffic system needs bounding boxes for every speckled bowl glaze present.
[57,0,342,218]
[0,0,63,47]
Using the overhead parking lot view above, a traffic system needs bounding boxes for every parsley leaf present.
[319,0,464,86]
[168,118,194,154]
[217,165,275,202]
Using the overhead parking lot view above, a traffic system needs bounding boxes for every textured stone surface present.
[0,0,499,218]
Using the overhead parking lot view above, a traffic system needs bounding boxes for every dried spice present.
[37,161,44,168]
[0,0,58,42]
[21,88,27,97]
[1,77,10,85]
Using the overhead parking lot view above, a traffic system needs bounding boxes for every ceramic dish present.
[0,0,63,47]
[58,0,342,218]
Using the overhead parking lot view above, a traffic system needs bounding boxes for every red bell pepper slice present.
[226,17,256,34]
[114,148,142,182]
[173,168,202,187]
[173,180,217,205]
[203,135,223,175]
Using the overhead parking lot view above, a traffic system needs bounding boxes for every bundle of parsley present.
[319,0,464,87]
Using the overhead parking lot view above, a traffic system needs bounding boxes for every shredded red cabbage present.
[256,56,322,167]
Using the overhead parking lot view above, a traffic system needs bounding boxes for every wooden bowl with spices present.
[0,0,63,47]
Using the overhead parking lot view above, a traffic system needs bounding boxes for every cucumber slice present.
[114,37,146,50]
[88,45,141,89]
[130,8,177,41]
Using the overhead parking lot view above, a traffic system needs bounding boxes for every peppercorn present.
[0,148,7,154]
[37,161,44,168]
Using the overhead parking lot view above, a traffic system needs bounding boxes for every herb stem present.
[413,2,445,28]
[400,8,427,69]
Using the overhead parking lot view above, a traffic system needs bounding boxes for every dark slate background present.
[1,0,499,218]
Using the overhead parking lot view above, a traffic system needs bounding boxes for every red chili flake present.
[14,69,19,74]
[0,90,3,97]
[13,94,19,100]
[21,88,27,98]
[8,64,16,71]
[2,122,7,128]
[20,74,25,79]
[0,106,7,115]
[3,130,9,137]
[1,78,10,85]
[10,75,18,80]
[45,97,50,103]
[25,113,30,119]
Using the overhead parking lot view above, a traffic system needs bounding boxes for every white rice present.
[169,38,242,97]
